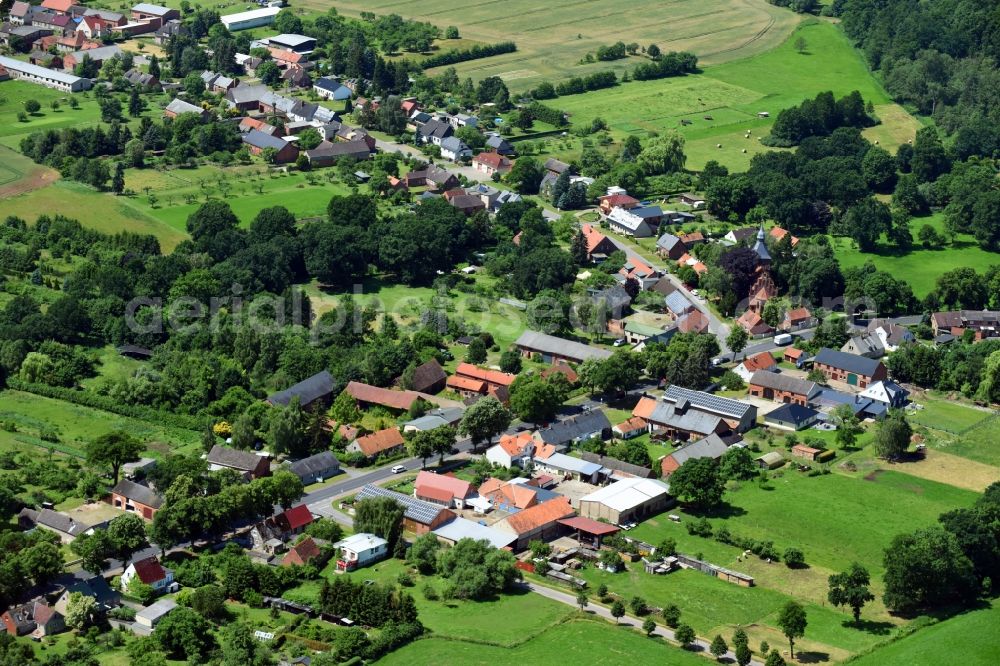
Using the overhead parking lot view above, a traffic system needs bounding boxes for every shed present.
[756,451,784,469]
[135,599,176,628]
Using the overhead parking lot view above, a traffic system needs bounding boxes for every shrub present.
[783,547,806,568]
[421,584,438,601]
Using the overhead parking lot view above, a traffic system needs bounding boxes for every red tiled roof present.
[541,362,578,383]
[352,427,405,457]
[784,307,811,323]
[415,470,472,500]
[769,226,799,247]
[281,504,313,531]
[282,537,321,566]
[41,0,74,12]
[632,396,657,420]
[784,347,804,359]
[678,231,704,244]
[455,363,516,387]
[473,151,510,169]
[615,416,646,433]
[599,194,639,208]
[581,224,610,254]
[497,432,534,456]
[131,556,167,585]
[677,310,709,333]
[502,497,574,535]
[558,516,620,536]
[268,47,304,63]
[742,351,777,372]
[477,477,504,496]
[447,375,486,393]
[345,381,420,411]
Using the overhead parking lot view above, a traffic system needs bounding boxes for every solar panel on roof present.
[664,385,752,419]
[355,484,444,524]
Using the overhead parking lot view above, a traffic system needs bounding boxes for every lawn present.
[309,0,801,93]
[0,389,201,457]
[906,395,992,434]
[941,416,1000,467]
[631,469,978,578]
[0,81,103,148]
[377,617,712,666]
[850,602,1000,666]
[831,212,1000,298]
[552,20,916,170]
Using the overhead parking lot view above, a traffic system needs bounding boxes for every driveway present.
[373,138,493,184]
[521,580,763,665]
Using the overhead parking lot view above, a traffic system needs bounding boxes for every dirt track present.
[0,164,59,198]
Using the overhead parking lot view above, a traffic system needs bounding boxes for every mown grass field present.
[309,0,800,93]
[907,395,992,434]
[0,81,104,149]
[831,212,1000,298]
[849,602,1000,666]
[940,416,1000,468]
[377,616,712,666]
[552,20,916,171]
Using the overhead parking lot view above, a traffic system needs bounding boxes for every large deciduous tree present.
[457,396,512,452]
[827,563,875,623]
[668,457,726,509]
[85,431,143,484]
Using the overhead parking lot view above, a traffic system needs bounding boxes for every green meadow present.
[831,213,1000,298]
[849,602,1000,666]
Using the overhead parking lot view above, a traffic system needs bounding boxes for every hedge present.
[6,378,204,431]
[421,42,516,69]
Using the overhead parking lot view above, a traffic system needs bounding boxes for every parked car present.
[391,465,407,474]
[613,338,626,347]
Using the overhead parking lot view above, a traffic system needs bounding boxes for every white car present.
[613,338,627,347]
[391,465,407,474]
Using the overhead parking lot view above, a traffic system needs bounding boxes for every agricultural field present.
[552,20,917,171]
[308,0,800,92]
[0,81,104,149]
[850,602,1000,666]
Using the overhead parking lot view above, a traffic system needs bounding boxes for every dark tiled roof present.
[409,358,447,393]
[287,451,340,479]
[814,348,883,377]
[267,370,335,408]
[110,479,163,509]
[207,445,265,472]
[764,403,818,425]
[242,129,289,150]
[536,410,611,445]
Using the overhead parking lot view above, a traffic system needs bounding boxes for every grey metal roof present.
[647,402,723,435]
[207,445,264,471]
[135,599,176,623]
[270,33,314,47]
[20,508,89,536]
[0,55,84,86]
[657,233,682,251]
[287,451,340,478]
[165,98,204,115]
[432,517,515,549]
[663,385,755,420]
[355,484,449,525]
[667,433,729,466]
[748,370,819,398]
[579,451,653,478]
[132,3,174,16]
[536,409,611,446]
[630,205,663,219]
[242,129,289,150]
[814,348,883,377]
[267,370,335,407]
[403,414,449,430]
[110,479,163,509]
[539,452,602,475]
[67,44,122,62]
[440,136,467,153]
[515,330,613,362]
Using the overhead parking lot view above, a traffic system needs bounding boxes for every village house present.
[346,427,406,460]
[607,206,654,238]
[472,151,513,177]
[733,351,778,382]
[660,432,730,477]
[54,576,120,616]
[578,477,671,525]
[633,385,756,441]
[403,164,460,191]
[2,601,64,637]
[130,3,180,28]
[485,432,536,468]
[737,309,773,336]
[782,307,814,331]
[613,416,647,440]
[432,517,516,549]
[580,224,618,263]
[282,536,324,567]
[251,505,314,553]
[534,409,612,449]
[598,193,640,215]
[241,129,298,163]
[447,191,487,216]
[206,445,271,479]
[656,233,687,261]
[619,257,660,290]
[676,309,710,334]
[401,358,448,395]
[414,471,474,509]
[764,403,820,431]
[748,370,820,406]
[446,363,516,399]
[859,380,909,408]
[494,497,575,551]
[403,407,465,433]
[841,332,887,359]
[40,0,75,15]
[812,348,888,388]
[287,451,341,484]
[579,451,654,479]
[121,556,175,593]
[678,231,706,246]
[334,533,387,572]
[478,477,543,512]
[769,225,799,247]
[109,478,163,520]
[305,139,373,167]
[416,118,453,146]
[485,133,515,155]
[354,484,455,534]
[532,451,602,483]
[313,76,352,100]
[439,136,471,162]
[678,193,706,208]
[791,443,823,461]
[17,508,92,543]
[163,97,209,120]
[665,290,695,317]
[124,68,160,89]
[515,330,613,364]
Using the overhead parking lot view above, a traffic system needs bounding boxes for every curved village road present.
[521,581,764,666]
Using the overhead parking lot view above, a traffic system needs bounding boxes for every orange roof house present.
[581,224,617,261]
[472,151,513,176]
[345,381,421,412]
[632,396,658,421]
[495,497,575,549]
[446,374,486,394]
[479,479,539,511]
[282,537,322,567]
[347,427,405,458]
[41,0,74,14]
[737,309,772,336]
[782,307,813,330]
[541,362,578,384]
[454,363,516,388]
[677,310,709,334]
[769,226,799,247]
[414,471,473,507]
